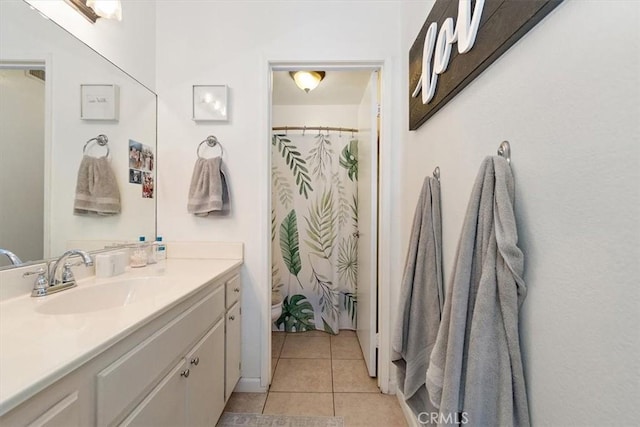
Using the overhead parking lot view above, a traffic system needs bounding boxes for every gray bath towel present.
[73,155,120,215]
[426,156,529,427]
[187,156,230,216]
[392,176,444,416]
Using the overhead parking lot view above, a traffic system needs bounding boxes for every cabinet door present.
[225,302,241,400]
[186,318,225,427]
[119,361,187,427]
[27,392,80,427]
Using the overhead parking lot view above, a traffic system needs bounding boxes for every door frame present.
[0,56,53,260]
[260,59,395,394]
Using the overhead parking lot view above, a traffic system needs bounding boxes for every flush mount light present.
[289,71,326,93]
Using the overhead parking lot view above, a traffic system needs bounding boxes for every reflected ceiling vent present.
[27,69,45,82]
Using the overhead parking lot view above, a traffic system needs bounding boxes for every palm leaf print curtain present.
[272,132,358,334]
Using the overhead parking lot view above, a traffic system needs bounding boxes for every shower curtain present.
[272,132,358,334]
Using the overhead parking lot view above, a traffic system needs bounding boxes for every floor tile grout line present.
[262,355,277,414]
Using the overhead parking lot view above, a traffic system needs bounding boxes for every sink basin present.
[34,277,171,315]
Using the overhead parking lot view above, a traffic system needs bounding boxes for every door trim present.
[262,58,396,394]
[0,56,53,259]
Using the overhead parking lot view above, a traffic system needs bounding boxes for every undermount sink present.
[34,277,171,315]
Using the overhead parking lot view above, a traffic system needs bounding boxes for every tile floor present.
[222,330,408,427]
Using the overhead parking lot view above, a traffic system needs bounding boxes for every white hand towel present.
[73,155,121,215]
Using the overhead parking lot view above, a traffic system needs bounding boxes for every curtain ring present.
[303,126,306,136]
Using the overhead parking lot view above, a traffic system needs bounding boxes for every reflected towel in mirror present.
[73,155,121,215]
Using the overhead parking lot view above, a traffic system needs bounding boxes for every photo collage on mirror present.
[128,139,154,198]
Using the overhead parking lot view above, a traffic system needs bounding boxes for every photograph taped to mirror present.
[142,172,154,199]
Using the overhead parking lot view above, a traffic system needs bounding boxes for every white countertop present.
[0,258,242,416]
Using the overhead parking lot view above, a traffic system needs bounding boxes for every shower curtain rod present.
[272,126,359,133]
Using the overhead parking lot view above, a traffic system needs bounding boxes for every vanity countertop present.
[0,258,242,416]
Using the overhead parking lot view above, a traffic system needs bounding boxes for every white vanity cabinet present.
[224,275,242,401]
[0,264,242,427]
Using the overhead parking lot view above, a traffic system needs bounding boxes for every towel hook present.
[197,135,224,159]
[83,134,110,157]
[497,141,511,164]
[433,166,440,182]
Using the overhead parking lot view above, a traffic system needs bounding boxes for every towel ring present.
[497,141,511,164]
[197,135,224,159]
[83,134,110,157]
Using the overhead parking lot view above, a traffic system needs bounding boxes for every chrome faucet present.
[30,249,94,297]
[0,248,22,266]
[50,249,94,286]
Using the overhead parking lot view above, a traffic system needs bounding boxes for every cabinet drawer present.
[225,275,241,308]
[97,285,224,426]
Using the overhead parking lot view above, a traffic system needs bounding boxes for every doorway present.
[269,67,380,384]
[0,65,46,267]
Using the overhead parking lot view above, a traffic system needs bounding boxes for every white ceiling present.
[272,70,371,105]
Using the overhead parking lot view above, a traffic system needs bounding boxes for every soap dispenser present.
[155,236,167,261]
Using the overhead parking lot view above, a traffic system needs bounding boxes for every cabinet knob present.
[180,369,190,378]
[229,315,235,321]
[233,288,240,293]
[190,357,199,366]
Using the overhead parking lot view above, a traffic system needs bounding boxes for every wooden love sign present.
[409,0,563,130]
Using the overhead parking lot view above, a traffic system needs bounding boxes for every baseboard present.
[233,377,267,393]
[396,389,420,427]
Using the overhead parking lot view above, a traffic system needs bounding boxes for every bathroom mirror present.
[0,0,157,268]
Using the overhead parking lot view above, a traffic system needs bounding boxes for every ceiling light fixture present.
[289,71,325,93]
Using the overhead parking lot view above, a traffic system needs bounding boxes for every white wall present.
[25,0,156,90]
[400,1,640,425]
[273,105,358,129]
[155,0,402,387]
[0,70,45,266]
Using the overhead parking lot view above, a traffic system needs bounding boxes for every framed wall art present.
[192,85,228,121]
[80,84,119,121]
